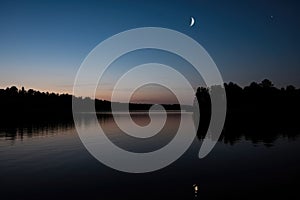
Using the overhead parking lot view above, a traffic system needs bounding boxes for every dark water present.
[0,113,300,199]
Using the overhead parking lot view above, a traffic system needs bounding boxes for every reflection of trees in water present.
[0,114,111,141]
[1,111,299,147]
[197,121,300,147]
[0,121,75,141]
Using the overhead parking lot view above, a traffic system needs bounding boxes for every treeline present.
[0,86,75,125]
[1,79,300,144]
[0,86,73,115]
[1,79,300,121]
[0,86,181,124]
[196,79,300,144]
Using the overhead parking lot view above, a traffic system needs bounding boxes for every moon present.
[190,17,195,27]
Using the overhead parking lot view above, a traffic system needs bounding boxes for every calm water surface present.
[0,113,299,199]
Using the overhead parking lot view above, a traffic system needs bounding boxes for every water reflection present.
[197,111,300,147]
[0,122,74,141]
[0,113,300,199]
[1,112,299,147]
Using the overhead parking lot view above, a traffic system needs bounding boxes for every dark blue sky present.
[0,0,300,96]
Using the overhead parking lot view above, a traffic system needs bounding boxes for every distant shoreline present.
[1,79,300,128]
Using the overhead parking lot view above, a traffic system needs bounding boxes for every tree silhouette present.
[1,80,300,145]
[195,79,300,145]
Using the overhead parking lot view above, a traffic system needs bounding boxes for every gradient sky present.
[0,0,300,102]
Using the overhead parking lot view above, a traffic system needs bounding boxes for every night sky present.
[0,0,300,101]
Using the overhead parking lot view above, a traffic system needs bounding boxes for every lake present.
[0,113,299,199]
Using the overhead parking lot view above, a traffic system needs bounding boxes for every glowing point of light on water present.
[193,184,198,193]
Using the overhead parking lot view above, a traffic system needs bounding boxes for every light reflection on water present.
[0,113,300,199]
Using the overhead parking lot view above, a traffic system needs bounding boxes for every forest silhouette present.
[1,79,300,145]
[196,79,300,145]
[0,86,181,125]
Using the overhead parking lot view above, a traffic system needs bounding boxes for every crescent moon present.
[190,17,195,27]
